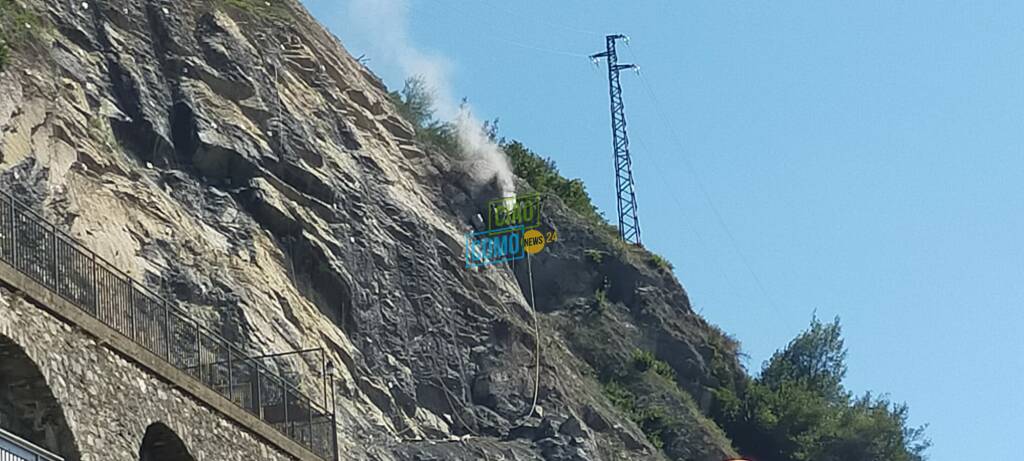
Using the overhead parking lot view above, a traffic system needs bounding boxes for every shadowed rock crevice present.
[169,101,200,164]
[106,56,175,167]
[285,234,354,329]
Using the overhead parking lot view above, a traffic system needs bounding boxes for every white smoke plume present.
[344,0,515,198]
[454,107,515,200]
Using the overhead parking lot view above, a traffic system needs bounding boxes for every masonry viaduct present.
[0,190,338,461]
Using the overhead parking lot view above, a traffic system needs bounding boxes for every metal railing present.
[0,427,62,461]
[0,191,337,460]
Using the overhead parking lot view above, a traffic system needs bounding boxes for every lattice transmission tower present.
[591,34,642,246]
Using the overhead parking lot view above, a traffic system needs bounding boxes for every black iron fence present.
[0,426,62,461]
[0,191,337,460]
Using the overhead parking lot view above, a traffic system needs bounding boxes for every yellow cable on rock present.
[517,252,541,424]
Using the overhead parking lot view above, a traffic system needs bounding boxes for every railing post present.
[128,279,136,340]
[164,301,172,362]
[308,397,314,449]
[331,375,338,461]
[9,192,16,269]
[1,193,7,262]
[91,254,98,317]
[283,386,290,436]
[195,323,202,383]
[49,223,56,289]
[255,365,263,420]
[227,346,234,402]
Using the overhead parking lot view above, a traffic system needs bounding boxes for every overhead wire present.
[630,132,747,302]
[416,0,593,59]
[477,0,605,37]
[622,44,784,315]
[488,35,592,59]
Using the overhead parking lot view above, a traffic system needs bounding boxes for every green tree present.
[813,394,931,461]
[389,76,435,127]
[388,76,458,152]
[760,316,847,402]
[714,317,929,461]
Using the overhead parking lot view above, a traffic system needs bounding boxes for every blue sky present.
[304,1,1023,458]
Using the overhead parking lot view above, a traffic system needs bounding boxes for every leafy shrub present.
[601,381,666,448]
[602,380,637,414]
[632,349,674,380]
[634,407,672,449]
[416,121,458,153]
[502,140,606,226]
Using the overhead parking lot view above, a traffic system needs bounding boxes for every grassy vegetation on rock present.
[648,253,673,271]
[632,349,675,380]
[570,300,735,458]
[216,0,292,21]
[0,0,44,71]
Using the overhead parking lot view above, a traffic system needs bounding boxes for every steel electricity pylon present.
[591,34,642,246]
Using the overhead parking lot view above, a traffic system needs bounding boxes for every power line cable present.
[489,35,591,58]
[630,133,747,301]
[475,0,605,37]
[623,44,784,315]
[415,0,593,59]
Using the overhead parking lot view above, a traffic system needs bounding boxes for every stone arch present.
[0,335,81,460]
[139,422,196,461]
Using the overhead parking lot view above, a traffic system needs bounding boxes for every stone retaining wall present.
[0,288,297,461]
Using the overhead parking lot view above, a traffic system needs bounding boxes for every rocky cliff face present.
[0,1,743,459]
